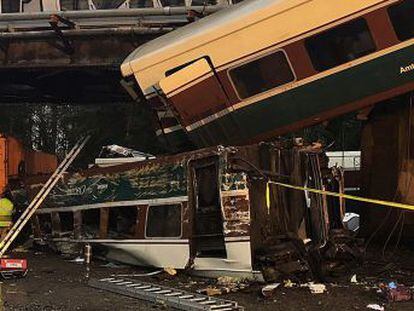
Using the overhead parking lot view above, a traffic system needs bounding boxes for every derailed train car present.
[31,142,351,280]
[121,0,414,150]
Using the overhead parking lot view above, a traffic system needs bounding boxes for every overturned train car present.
[121,0,414,151]
[32,142,348,279]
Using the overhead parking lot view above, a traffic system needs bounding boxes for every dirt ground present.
[2,247,414,311]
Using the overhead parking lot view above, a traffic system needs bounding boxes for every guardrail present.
[0,5,227,21]
[0,5,228,36]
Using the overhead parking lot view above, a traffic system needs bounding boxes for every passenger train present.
[121,0,414,150]
[0,0,233,13]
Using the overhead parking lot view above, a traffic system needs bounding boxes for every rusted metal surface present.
[221,195,250,237]
[0,133,57,193]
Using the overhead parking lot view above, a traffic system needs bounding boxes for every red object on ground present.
[387,286,413,302]
[0,258,28,279]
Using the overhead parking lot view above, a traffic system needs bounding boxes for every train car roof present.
[121,0,391,79]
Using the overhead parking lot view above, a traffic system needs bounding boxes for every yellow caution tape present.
[266,183,271,214]
[269,181,414,212]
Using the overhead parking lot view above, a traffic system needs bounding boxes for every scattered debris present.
[68,257,84,264]
[99,144,155,159]
[351,274,358,284]
[12,246,29,253]
[198,276,250,296]
[366,304,385,311]
[379,282,412,302]
[261,283,281,298]
[100,262,128,269]
[198,287,223,296]
[111,270,163,278]
[283,279,295,288]
[294,282,327,294]
[307,283,327,294]
[164,267,177,276]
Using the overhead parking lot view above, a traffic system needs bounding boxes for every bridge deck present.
[0,5,227,103]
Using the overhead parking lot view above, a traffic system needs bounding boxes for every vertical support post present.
[99,207,110,239]
[134,205,147,238]
[51,212,61,237]
[73,210,83,240]
[31,215,42,239]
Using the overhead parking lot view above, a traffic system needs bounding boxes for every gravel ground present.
[2,248,414,310]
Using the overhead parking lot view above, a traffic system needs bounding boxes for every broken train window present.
[146,204,182,238]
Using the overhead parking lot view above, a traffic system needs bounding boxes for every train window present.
[60,0,90,10]
[146,204,182,238]
[160,0,185,7]
[129,0,154,8]
[388,0,414,41]
[92,0,127,9]
[2,0,20,13]
[21,0,42,12]
[305,18,376,72]
[191,0,218,5]
[229,50,295,99]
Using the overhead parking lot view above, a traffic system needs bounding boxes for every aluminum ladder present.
[89,277,244,311]
[0,135,91,257]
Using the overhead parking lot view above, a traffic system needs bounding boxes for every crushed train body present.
[31,141,360,280]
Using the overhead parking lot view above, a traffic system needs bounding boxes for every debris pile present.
[198,276,250,296]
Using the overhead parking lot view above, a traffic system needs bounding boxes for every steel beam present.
[0,27,173,39]
[0,5,227,21]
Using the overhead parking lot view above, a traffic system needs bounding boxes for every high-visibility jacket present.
[0,198,13,227]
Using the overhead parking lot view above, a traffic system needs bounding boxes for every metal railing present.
[0,2,231,35]
[0,0,236,14]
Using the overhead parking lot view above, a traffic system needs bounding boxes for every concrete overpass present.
[0,1,233,103]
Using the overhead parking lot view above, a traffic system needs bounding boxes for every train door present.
[158,57,239,146]
[191,157,226,259]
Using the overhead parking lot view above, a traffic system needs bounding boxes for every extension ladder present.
[0,135,91,257]
[89,277,244,311]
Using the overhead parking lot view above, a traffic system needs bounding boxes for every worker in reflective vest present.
[0,191,14,240]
